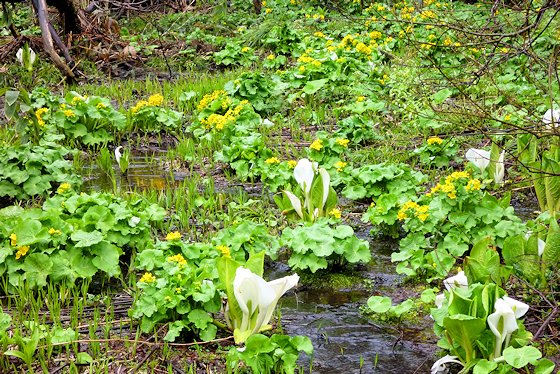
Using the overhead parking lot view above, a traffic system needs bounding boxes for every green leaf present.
[13,219,49,246]
[543,218,560,267]
[76,352,93,364]
[473,359,497,374]
[22,253,53,288]
[302,79,328,95]
[5,90,20,106]
[443,314,486,362]
[188,309,213,329]
[534,358,556,374]
[367,296,392,313]
[71,230,104,247]
[91,242,121,277]
[503,346,541,368]
[431,88,453,104]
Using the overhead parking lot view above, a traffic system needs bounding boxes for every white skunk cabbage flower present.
[487,298,520,359]
[494,151,505,185]
[233,267,299,337]
[115,146,123,166]
[431,355,464,374]
[465,148,491,174]
[525,231,546,257]
[543,109,560,128]
[501,296,529,319]
[435,293,446,309]
[282,190,304,219]
[293,158,317,196]
[443,271,468,292]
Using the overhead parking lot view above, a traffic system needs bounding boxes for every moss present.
[300,269,364,290]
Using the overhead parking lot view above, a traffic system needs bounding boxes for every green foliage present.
[226,334,313,374]
[0,139,81,201]
[131,244,222,341]
[332,115,383,145]
[530,145,560,217]
[214,42,258,67]
[413,136,461,168]
[224,72,286,114]
[211,220,280,261]
[129,94,183,134]
[0,190,164,288]
[50,92,126,148]
[280,219,371,272]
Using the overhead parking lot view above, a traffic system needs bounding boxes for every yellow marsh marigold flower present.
[288,160,298,169]
[15,246,30,260]
[267,54,275,60]
[466,179,482,192]
[139,272,156,283]
[265,8,272,13]
[165,296,171,301]
[60,183,71,190]
[166,232,182,241]
[310,139,323,151]
[418,213,429,221]
[336,161,347,171]
[427,137,443,145]
[176,288,182,294]
[9,233,17,246]
[49,228,61,235]
[329,208,342,219]
[63,109,75,118]
[167,253,187,266]
[357,96,366,102]
[241,47,250,52]
[335,139,350,147]
[96,102,107,109]
[265,157,280,164]
[298,65,306,72]
[397,211,407,221]
[148,94,164,106]
[217,245,231,258]
[448,191,457,199]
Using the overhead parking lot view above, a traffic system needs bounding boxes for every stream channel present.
[80,148,536,374]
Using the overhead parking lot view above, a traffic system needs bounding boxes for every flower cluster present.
[167,253,187,266]
[15,245,30,260]
[288,160,298,169]
[427,136,443,145]
[397,201,430,221]
[9,233,17,246]
[49,228,62,235]
[36,107,48,127]
[139,272,156,283]
[335,138,350,147]
[217,245,231,258]
[310,139,323,151]
[63,109,75,118]
[427,171,469,199]
[166,232,182,241]
[465,178,482,192]
[265,157,280,164]
[335,161,347,171]
[329,208,342,218]
[131,94,164,114]
[56,183,72,194]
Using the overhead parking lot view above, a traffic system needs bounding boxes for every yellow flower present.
[241,47,250,52]
[329,208,342,219]
[335,139,349,147]
[166,232,182,241]
[176,288,182,294]
[60,103,66,109]
[397,211,407,221]
[148,94,164,106]
[265,8,272,13]
[427,137,443,145]
[167,253,187,266]
[357,96,366,102]
[15,246,30,260]
[165,296,171,301]
[96,102,107,109]
[305,14,310,18]
[139,272,156,283]
[49,228,61,235]
[265,157,280,164]
[267,54,275,60]
[288,160,298,169]
[466,179,482,192]
[298,65,306,72]
[448,191,457,199]
[63,109,75,118]
[262,0,266,5]
[335,161,347,171]
[217,245,231,258]
[310,139,323,151]
[9,233,17,246]
[418,213,429,221]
